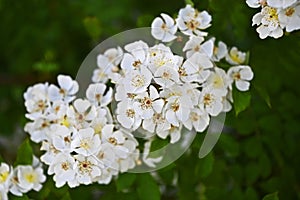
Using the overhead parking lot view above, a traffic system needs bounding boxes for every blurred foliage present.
[0,0,300,199]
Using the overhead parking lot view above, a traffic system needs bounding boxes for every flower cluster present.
[24,75,140,188]
[246,0,300,39]
[23,4,254,188]
[92,5,254,145]
[0,157,45,200]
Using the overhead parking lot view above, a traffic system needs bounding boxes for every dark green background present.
[0,0,299,199]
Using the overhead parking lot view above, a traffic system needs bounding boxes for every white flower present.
[142,141,163,167]
[48,75,79,103]
[24,117,55,143]
[24,83,50,120]
[165,95,193,126]
[154,65,180,88]
[267,0,297,8]
[143,112,171,134]
[116,101,142,130]
[278,4,300,32]
[205,67,230,96]
[90,108,109,134]
[86,83,113,106]
[228,65,254,91]
[246,0,267,8]
[159,124,182,144]
[50,124,73,153]
[103,46,123,66]
[74,155,102,185]
[133,86,165,119]
[16,165,46,192]
[176,5,212,36]
[147,44,183,73]
[101,125,130,159]
[122,66,152,93]
[0,163,11,189]
[182,35,205,58]
[225,47,246,65]
[181,52,213,83]
[68,99,97,129]
[120,40,149,71]
[199,87,223,116]
[183,108,210,132]
[40,141,60,168]
[52,153,77,188]
[252,6,284,39]
[151,13,177,42]
[72,128,101,156]
[212,40,228,62]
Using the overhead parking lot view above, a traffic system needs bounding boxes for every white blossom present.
[133,86,165,119]
[116,100,142,130]
[267,0,297,8]
[52,153,77,188]
[86,83,113,106]
[48,75,79,103]
[176,5,212,36]
[225,47,246,65]
[16,165,46,193]
[228,65,254,91]
[181,52,213,83]
[120,40,149,71]
[183,108,210,132]
[199,87,223,116]
[151,13,177,42]
[252,6,284,39]
[72,128,101,156]
[278,3,300,32]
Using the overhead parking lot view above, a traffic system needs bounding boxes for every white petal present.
[236,80,250,91]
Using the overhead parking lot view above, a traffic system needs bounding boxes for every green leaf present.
[0,154,3,162]
[10,194,30,200]
[262,192,279,200]
[116,173,136,192]
[196,152,214,178]
[185,0,194,6]
[150,137,169,152]
[61,191,72,200]
[83,16,102,40]
[137,173,160,200]
[254,84,271,108]
[233,88,251,116]
[14,138,33,166]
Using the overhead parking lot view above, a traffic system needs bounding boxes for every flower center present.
[203,93,213,106]
[141,97,153,109]
[171,102,180,112]
[78,160,92,174]
[285,7,295,17]
[190,112,199,121]
[233,72,241,80]
[126,109,135,118]
[61,162,70,171]
[25,173,37,183]
[131,75,145,87]
[0,171,9,183]
[109,137,117,145]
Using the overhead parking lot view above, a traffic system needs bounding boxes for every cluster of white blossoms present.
[92,5,254,147]
[246,0,300,39]
[23,4,254,189]
[0,157,45,200]
[24,74,140,188]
